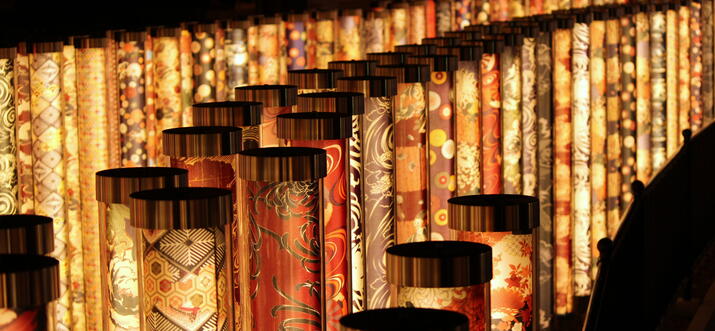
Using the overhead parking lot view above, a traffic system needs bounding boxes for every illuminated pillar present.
[288,68,343,94]
[95,167,188,331]
[315,10,338,68]
[130,187,233,331]
[449,194,539,331]
[452,45,482,197]
[277,113,352,330]
[337,9,364,61]
[406,55,458,241]
[337,76,398,310]
[375,64,430,244]
[0,255,60,331]
[236,147,327,330]
[387,241,492,331]
[286,13,309,71]
[225,20,250,94]
[192,101,262,149]
[235,85,297,147]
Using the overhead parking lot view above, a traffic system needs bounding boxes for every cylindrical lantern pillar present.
[315,10,338,68]
[288,68,344,94]
[235,85,297,147]
[236,147,327,330]
[337,9,364,61]
[388,2,410,50]
[277,112,352,329]
[448,194,539,331]
[375,64,430,244]
[225,20,250,93]
[386,241,492,331]
[0,255,60,331]
[340,308,469,331]
[337,76,398,310]
[95,167,188,331]
[286,13,309,71]
[406,55,458,241]
[130,187,233,331]
[480,37,505,195]
[192,101,263,149]
[329,60,377,77]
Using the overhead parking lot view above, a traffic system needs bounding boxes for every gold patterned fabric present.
[500,44,521,195]
[139,227,231,330]
[0,57,17,214]
[436,0,453,36]
[620,13,636,211]
[678,6,690,146]
[61,44,86,331]
[258,22,280,84]
[14,52,34,214]
[651,11,667,172]
[572,21,591,296]
[337,14,363,61]
[455,61,481,196]
[118,38,148,167]
[635,11,652,184]
[521,37,537,198]
[364,12,386,53]
[690,0,703,131]
[390,6,409,50]
[226,24,249,93]
[589,18,607,278]
[552,27,572,315]
[193,28,217,104]
[153,36,182,165]
[144,35,159,167]
[409,4,426,44]
[606,17,622,239]
[666,7,679,159]
[99,203,140,330]
[395,82,428,243]
[30,51,74,331]
[77,47,110,331]
[316,17,336,68]
[702,0,714,123]
[363,96,395,310]
[394,284,490,331]
[535,29,554,328]
[179,28,194,128]
[106,36,122,170]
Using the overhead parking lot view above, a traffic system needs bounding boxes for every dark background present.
[0,0,372,46]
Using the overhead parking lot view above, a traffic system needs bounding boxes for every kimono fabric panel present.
[138,227,230,330]
[390,6,409,49]
[241,180,323,330]
[651,11,667,172]
[77,46,110,330]
[316,18,335,68]
[409,4,426,45]
[144,35,158,166]
[572,21,591,296]
[61,44,84,328]
[30,50,74,330]
[553,27,573,315]
[286,139,349,331]
[337,14,362,60]
[521,37,537,197]
[436,0,453,36]
[678,6,690,146]
[395,82,428,243]
[258,23,280,84]
[620,14,637,210]
[395,284,489,331]
[501,45,522,195]
[179,28,193,127]
[481,53,502,195]
[690,1,703,131]
[589,18,608,277]
[363,96,395,310]
[428,70,455,241]
[192,29,217,103]
[14,52,33,214]
[153,36,182,165]
[364,13,386,53]
[99,203,140,330]
[605,17,622,238]
[535,29,554,329]
[635,11,652,184]
[247,24,259,84]
[702,0,714,122]
[0,57,17,214]
[118,38,148,167]
[455,61,481,196]
[226,26,249,92]
[666,8,679,157]
[286,20,308,70]
[457,231,533,330]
